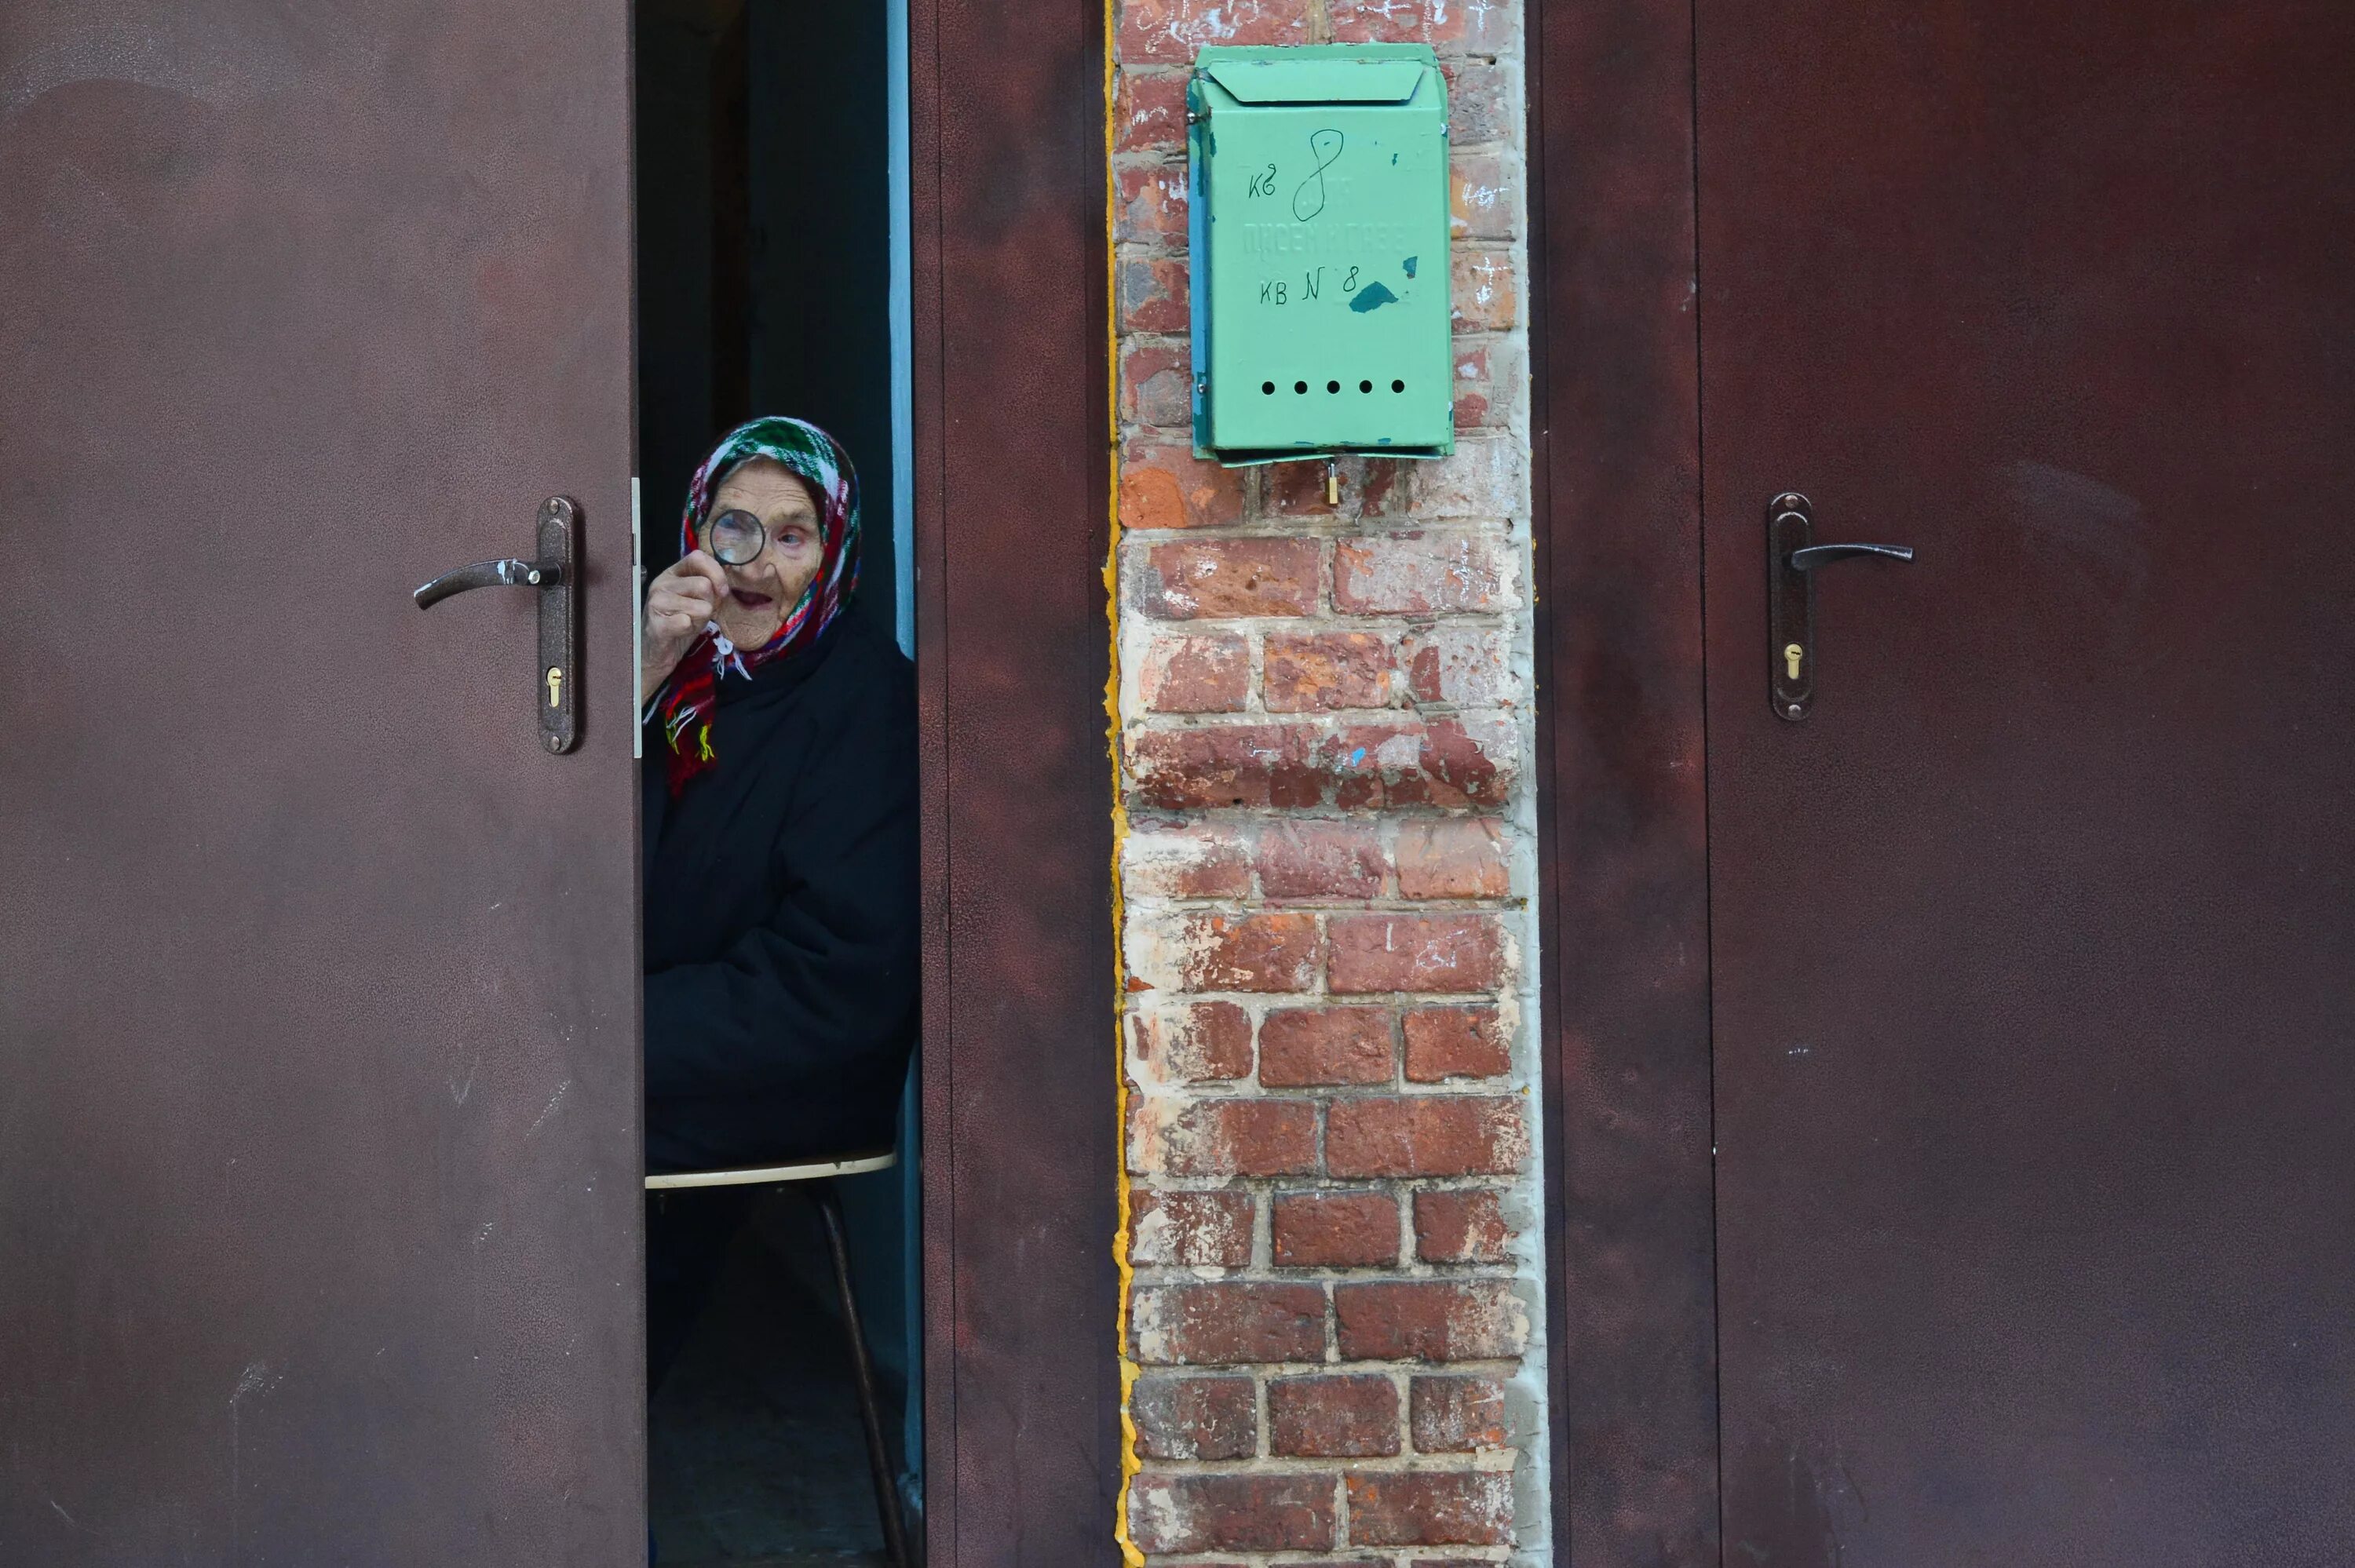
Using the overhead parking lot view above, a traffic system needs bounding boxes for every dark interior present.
[634,2,915,1561]
[637,0,897,633]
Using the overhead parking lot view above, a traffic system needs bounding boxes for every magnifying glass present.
[706,508,767,567]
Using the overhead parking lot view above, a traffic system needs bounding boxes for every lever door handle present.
[412,556,562,609]
[1769,492,1911,721]
[1788,542,1914,571]
[413,497,580,753]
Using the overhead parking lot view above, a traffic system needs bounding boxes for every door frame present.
[1529,2,1719,1563]
[907,0,1121,1559]
[904,0,1727,1555]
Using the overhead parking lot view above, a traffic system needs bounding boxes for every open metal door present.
[0,4,641,1560]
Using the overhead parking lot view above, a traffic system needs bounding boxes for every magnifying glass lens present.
[708,509,765,566]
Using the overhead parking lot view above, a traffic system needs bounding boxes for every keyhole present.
[546,666,564,708]
[1784,644,1803,681]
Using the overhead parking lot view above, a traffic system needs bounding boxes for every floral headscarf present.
[648,416,860,794]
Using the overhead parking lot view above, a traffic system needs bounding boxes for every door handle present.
[1769,492,1912,721]
[1789,542,1914,571]
[411,556,559,607]
[414,496,580,753]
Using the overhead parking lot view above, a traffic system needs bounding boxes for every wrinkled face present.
[703,458,823,648]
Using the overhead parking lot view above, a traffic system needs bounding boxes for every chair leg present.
[810,1181,913,1568]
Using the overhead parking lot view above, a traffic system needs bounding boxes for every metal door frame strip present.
[908,0,1122,1558]
[1529,1,1720,1561]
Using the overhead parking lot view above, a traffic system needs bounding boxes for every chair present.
[646,1149,912,1568]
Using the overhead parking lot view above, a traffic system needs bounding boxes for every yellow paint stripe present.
[1105,3,1145,1563]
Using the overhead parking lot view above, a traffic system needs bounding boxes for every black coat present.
[641,611,918,1172]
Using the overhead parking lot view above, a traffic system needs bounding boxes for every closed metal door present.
[1699,2,2355,1560]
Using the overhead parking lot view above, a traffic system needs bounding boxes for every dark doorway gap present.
[634,1,916,1561]
[636,0,899,649]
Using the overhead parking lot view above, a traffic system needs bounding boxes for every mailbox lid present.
[1191,45,1452,458]
[1199,55,1430,106]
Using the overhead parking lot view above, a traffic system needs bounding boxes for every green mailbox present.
[1188,44,1452,464]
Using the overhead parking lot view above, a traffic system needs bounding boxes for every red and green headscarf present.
[649,416,861,794]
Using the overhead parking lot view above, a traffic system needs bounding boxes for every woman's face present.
[702,458,823,648]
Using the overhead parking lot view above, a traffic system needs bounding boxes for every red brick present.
[1130,1471,1334,1555]
[1450,337,1523,429]
[1146,1559,1380,1568]
[1269,1373,1401,1457]
[1191,910,1320,991]
[1178,1554,1375,1563]
[1452,247,1516,331]
[1129,717,1513,811]
[1327,913,1506,994]
[1114,159,1188,244]
[1448,149,1518,241]
[1128,903,1317,991]
[1256,819,1386,901]
[1141,538,1320,619]
[1403,1006,1511,1083]
[1334,1280,1529,1362]
[1132,1282,1328,1366]
[1118,0,1315,67]
[1115,67,1189,153]
[1127,723,1323,810]
[1345,1470,1513,1547]
[1404,625,1518,708]
[1264,632,1397,713]
[1333,531,1509,614]
[1130,1373,1258,1460]
[1327,1096,1527,1178]
[1130,1097,1318,1177]
[1138,631,1248,713]
[1413,437,1524,518]
[1319,717,1514,809]
[1120,439,1244,531]
[1130,1001,1254,1084]
[1130,1187,1256,1267]
[1410,1374,1508,1452]
[1123,821,1252,899]
[1414,1188,1513,1264]
[1442,60,1517,146]
[1259,1008,1395,1088]
[1120,338,1194,428]
[1262,454,1408,520]
[1451,338,1499,428]
[1329,0,1514,52]
[1272,1190,1400,1266]
[1395,818,1510,899]
[1119,254,1191,335]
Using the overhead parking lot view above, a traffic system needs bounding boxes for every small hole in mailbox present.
[1326,380,1341,394]
[1261,381,1275,395]
[1294,381,1309,394]
[1359,379,1373,393]
[1391,379,1406,392]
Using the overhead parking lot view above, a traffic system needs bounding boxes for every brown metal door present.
[1700,2,2355,1560]
[0,5,640,1561]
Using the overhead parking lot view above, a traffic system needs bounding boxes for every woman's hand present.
[641,551,729,705]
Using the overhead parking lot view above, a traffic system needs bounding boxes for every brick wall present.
[1110,2,1544,1560]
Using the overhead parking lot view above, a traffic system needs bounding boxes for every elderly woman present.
[637,418,917,1380]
